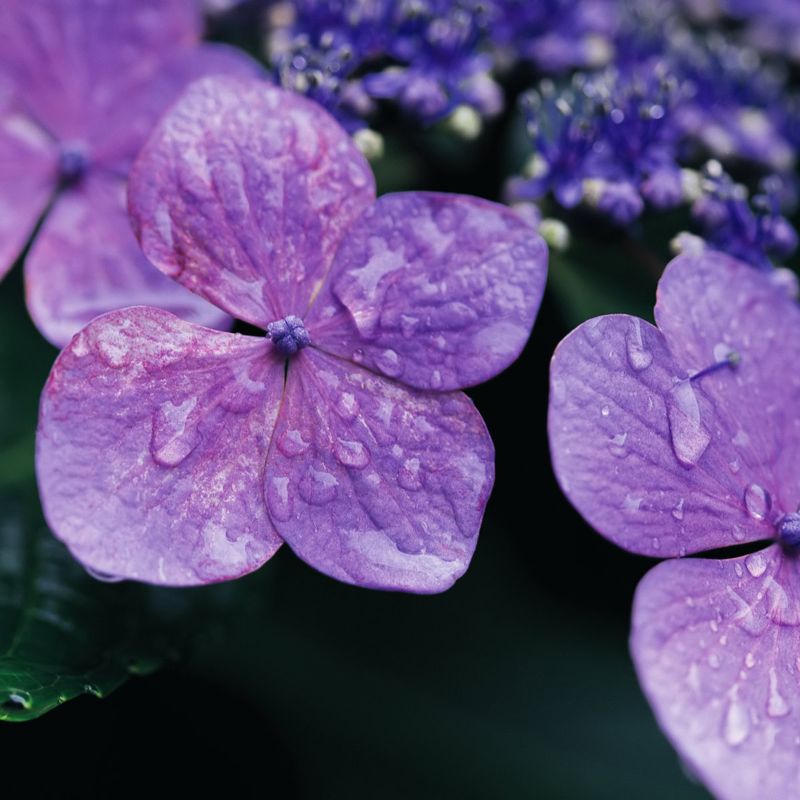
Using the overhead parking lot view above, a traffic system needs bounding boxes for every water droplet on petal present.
[744,484,771,521]
[86,566,124,583]
[397,458,423,491]
[277,429,310,457]
[723,698,750,746]
[729,459,740,474]
[376,348,402,377]
[745,551,768,577]
[150,397,199,467]
[335,392,359,421]
[299,468,338,505]
[266,476,292,521]
[601,405,610,417]
[768,667,790,717]
[399,315,418,339]
[671,498,685,521]
[334,439,370,469]
[626,318,653,370]
[352,348,365,363]
[734,563,744,578]
[430,370,443,390]
[608,432,627,456]
[744,652,756,669]
[666,380,710,468]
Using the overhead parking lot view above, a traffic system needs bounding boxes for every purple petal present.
[25,174,230,348]
[128,75,376,328]
[549,311,774,557]
[0,0,200,141]
[265,347,495,592]
[308,193,547,391]
[0,113,57,279]
[91,44,263,170]
[36,307,284,586]
[632,548,800,800]
[655,251,800,507]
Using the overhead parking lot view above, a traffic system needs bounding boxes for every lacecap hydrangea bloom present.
[36,76,547,592]
[0,0,260,346]
[549,251,800,799]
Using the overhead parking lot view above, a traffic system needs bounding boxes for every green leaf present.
[0,491,167,722]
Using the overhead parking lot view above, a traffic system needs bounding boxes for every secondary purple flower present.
[0,0,261,346]
[35,76,547,592]
[549,250,800,799]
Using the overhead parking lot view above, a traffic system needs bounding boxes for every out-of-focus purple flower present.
[35,77,547,592]
[269,0,502,130]
[489,0,619,72]
[549,250,800,800]
[689,162,798,270]
[0,0,262,347]
[508,63,686,223]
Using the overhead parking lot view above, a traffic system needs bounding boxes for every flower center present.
[267,315,310,356]
[58,141,90,184]
[778,512,800,550]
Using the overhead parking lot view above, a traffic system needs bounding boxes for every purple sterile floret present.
[549,250,800,799]
[36,76,547,593]
[0,0,262,346]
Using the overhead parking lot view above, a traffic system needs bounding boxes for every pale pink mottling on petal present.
[37,307,284,586]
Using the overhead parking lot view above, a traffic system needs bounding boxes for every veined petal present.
[0,0,200,141]
[309,192,547,391]
[655,251,800,512]
[265,348,494,593]
[25,174,230,347]
[0,112,56,280]
[36,307,284,586]
[128,76,375,328]
[632,548,800,800]
[549,313,773,557]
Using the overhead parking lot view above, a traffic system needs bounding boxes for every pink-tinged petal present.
[308,192,547,391]
[128,76,376,328]
[0,113,57,279]
[0,0,199,141]
[36,307,284,586]
[25,174,230,348]
[549,313,774,557]
[655,251,800,512]
[632,548,800,800]
[91,44,263,170]
[265,348,494,592]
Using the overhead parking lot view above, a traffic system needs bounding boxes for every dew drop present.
[429,370,443,390]
[277,429,310,457]
[352,348,365,363]
[666,380,711,468]
[376,348,402,377]
[4,690,32,710]
[623,493,642,512]
[729,459,740,474]
[335,392,359,421]
[397,458,423,491]
[745,652,756,669]
[608,432,627,456]
[333,439,370,469]
[399,315,418,339]
[744,484,771,521]
[652,536,660,550]
[745,551,768,578]
[299,468,338,505]
[768,667,790,717]
[150,397,199,467]
[734,563,744,578]
[601,405,610,417]
[626,318,653,370]
[85,566,124,583]
[266,476,292,521]
[723,698,750,746]
[671,498,685,521]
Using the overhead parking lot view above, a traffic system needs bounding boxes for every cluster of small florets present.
[265,0,619,135]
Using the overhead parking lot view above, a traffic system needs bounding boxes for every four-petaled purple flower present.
[0,0,261,346]
[549,251,800,800]
[35,76,547,592]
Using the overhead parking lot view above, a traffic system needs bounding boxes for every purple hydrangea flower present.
[0,0,261,346]
[35,76,547,592]
[549,250,800,799]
